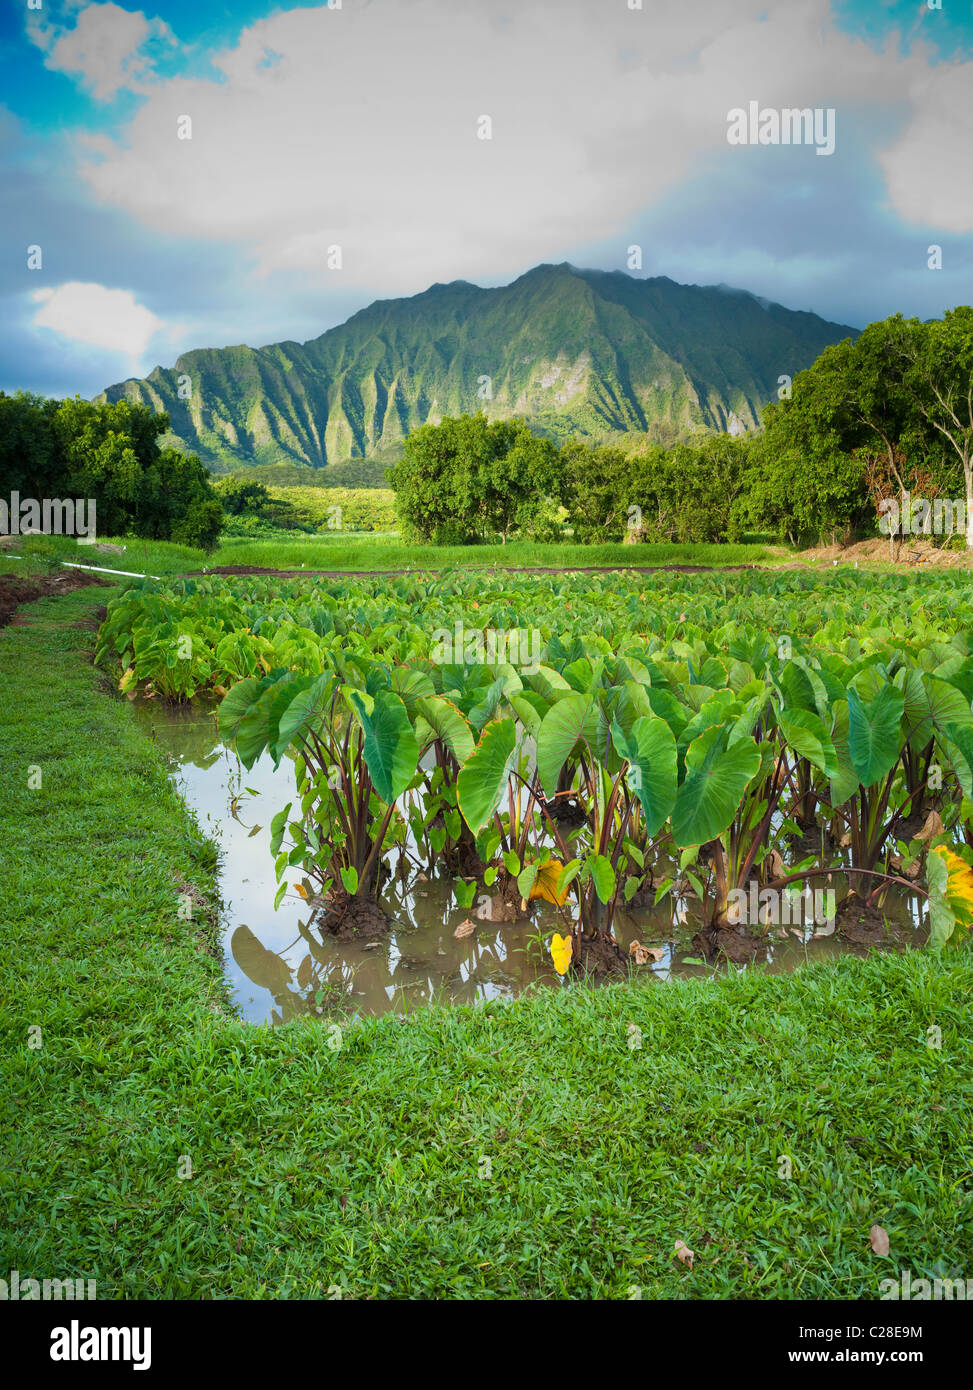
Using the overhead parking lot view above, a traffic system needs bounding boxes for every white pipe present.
[1,553,159,579]
[61,559,161,579]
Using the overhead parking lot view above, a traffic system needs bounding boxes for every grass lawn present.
[2,586,971,1299]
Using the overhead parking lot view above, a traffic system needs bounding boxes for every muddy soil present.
[191,562,761,580]
[0,569,107,628]
[837,897,911,948]
[574,934,630,978]
[312,892,390,942]
[692,925,766,965]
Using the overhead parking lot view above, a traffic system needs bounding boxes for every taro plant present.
[217,669,420,921]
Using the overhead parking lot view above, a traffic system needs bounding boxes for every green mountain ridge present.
[96,263,858,471]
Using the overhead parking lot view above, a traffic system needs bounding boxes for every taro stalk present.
[773,659,836,834]
[452,713,575,927]
[454,716,529,899]
[405,694,477,877]
[217,669,419,908]
[523,692,680,961]
[827,682,909,878]
[667,717,765,927]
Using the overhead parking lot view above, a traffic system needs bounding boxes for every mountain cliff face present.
[96,264,857,470]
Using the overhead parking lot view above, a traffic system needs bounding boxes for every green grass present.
[2,588,972,1299]
[10,532,779,577]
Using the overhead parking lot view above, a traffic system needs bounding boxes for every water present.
[132,697,927,1026]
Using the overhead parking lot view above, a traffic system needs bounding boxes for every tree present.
[561,441,648,541]
[481,420,561,542]
[213,476,272,516]
[1,393,223,549]
[389,413,561,543]
[888,308,973,547]
[0,391,61,497]
[748,355,873,545]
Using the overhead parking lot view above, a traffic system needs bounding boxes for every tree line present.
[389,307,973,548]
[0,393,223,549]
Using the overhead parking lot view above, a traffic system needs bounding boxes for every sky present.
[1,0,971,399]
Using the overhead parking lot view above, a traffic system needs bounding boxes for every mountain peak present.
[97,266,857,471]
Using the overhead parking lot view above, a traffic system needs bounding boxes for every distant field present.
[263,485,397,533]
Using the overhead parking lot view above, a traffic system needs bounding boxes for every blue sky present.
[2,0,971,399]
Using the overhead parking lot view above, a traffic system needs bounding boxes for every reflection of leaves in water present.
[193,750,225,771]
[139,701,223,769]
[231,925,293,994]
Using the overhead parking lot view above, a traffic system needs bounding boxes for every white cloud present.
[879,61,973,233]
[63,0,972,295]
[34,2,173,100]
[31,282,165,358]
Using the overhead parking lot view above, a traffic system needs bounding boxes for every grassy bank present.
[2,588,971,1299]
[11,532,779,577]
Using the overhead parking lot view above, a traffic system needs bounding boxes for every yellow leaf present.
[550,932,573,976]
[933,846,973,923]
[119,666,136,692]
[294,882,309,901]
[531,859,570,907]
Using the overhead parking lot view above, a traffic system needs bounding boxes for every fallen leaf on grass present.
[453,918,476,939]
[673,1240,694,1269]
[869,1224,890,1257]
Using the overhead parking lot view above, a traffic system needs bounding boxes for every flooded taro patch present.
[133,692,927,1026]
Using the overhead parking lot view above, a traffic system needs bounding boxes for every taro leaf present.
[610,715,677,837]
[271,673,335,764]
[508,691,549,740]
[945,722,973,801]
[390,665,437,714]
[223,674,295,770]
[415,695,475,765]
[531,859,570,906]
[923,675,972,736]
[467,675,509,732]
[348,689,420,805]
[827,699,860,809]
[644,686,689,739]
[778,708,839,780]
[589,854,617,905]
[536,693,593,799]
[457,717,517,833]
[846,684,905,787]
[217,676,265,744]
[672,725,762,848]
